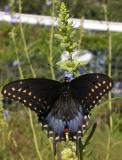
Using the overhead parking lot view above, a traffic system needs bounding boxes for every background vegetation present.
[0,0,122,160]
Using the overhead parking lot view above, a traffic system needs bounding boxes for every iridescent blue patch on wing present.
[46,112,65,135]
[67,112,84,133]
[46,111,84,135]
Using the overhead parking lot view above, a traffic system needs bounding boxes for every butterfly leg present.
[53,138,57,155]
[76,137,79,155]
[76,137,83,157]
[53,136,60,155]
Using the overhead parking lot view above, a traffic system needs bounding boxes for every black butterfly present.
[1,73,112,154]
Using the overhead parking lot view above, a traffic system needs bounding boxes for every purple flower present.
[4,5,10,14]
[4,4,17,24]
[64,71,74,80]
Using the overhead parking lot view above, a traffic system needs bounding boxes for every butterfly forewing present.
[2,78,61,117]
[70,73,113,114]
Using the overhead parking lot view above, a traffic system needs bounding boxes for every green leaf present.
[98,97,121,107]
[83,123,97,149]
[57,59,87,71]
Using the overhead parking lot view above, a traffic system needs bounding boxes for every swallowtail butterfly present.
[1,73,112,154]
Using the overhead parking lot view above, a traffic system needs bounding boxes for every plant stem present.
[103,0,113,130]
[104,2,112,130]
[12,136,25,160]
[49,1,57,158]
[11,29,23,79]
[78,139,83,160]
[18,0,36,78]
[11,28,42,160]
[10,1,42,159]
[18,25,42,159]
[28,109,43,160]
[102,3,112,160]
[106,131,111,160]
[49,0,55,80]
[108,32,112,132]
[19,22,36,78]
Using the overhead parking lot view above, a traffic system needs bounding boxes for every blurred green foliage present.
[0,0,122,21]
[0,22,122,81]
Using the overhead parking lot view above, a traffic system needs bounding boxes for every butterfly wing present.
[1,78,61,119]
[1,74,113,155]
[70,73,113,114]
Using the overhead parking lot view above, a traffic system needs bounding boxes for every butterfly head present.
[62,77,71,99]
[64,76,70,83]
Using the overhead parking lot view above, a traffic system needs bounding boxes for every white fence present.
[0,11,122,32]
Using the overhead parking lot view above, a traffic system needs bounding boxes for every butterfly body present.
[1,73,113,154]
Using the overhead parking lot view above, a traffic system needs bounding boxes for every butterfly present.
[1,73,112,154]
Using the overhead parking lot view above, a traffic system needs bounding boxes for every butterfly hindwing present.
[70,73,113,114]
[2,78,61,117]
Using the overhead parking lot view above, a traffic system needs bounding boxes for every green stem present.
[78,139,83,160]
[103,3,112,160]
[18,25,42,159]
[10,1,42,159]
[11,28,42,160]
[12,135,25,160]
[19,152,25,160]
[28,109,43,160]
[49,1,56,158]
[108,33,112,132]
[18,0,36,78]
[103,1,113,132]
[106,131,111,160]
[19,22,36,78]
[11,29,23,79]
[49,0,55,80]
